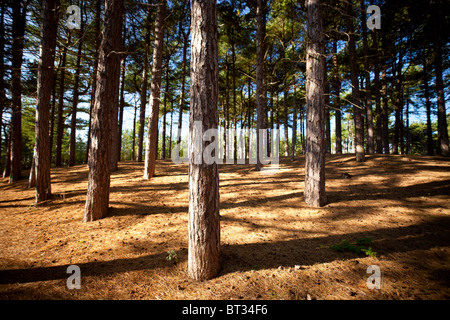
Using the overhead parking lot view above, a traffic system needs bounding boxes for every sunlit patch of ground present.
[0,154,449,299]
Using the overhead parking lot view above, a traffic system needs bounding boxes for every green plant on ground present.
[166,250,179,264]
[330,238,377,258]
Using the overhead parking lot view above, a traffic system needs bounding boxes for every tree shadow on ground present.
[1,216,448,285]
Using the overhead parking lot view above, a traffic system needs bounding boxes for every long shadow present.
[1,216,448,285]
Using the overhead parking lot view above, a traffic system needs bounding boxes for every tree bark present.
[372,29,383,154]
[56,32,70,167]
[143,0,166,179]
[346,1,365,162]
[188,0,220,281]
[83,0,123,222]
[136,7,151,162]
[69,8,84,167]
[381,67,390,154]
[9,1,27,182]
[423,52,434,155]
[304,0,327,207]
[332,39,342,154]
[255,0,265,170]
[432,0,449,156]
[34,0,59,202]
[361,1,374,154]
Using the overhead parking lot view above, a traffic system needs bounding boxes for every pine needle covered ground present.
[0,154,449,299]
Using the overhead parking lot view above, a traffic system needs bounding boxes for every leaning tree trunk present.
[304,0,327,207]
[143,0,166,179]
[346,1,365,162]
[34,0,58,202]
[83,0,123,222]
[188,0,221,281]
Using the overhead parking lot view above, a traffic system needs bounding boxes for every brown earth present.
[0,154,449,300]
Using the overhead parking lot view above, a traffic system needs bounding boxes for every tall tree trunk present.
[162,63,169,160]
[361,1,374,154]
[346,1,365,162]
[381,67,389,154]
[144,0,166,179]
[332,39,342,154]
[423,52,434,155]
[176,29,189,158]
[291,79,297,160]
[110,49,121,172]
[324,71,331,154]
[304,0,327,207]
[432,0,449,156]
[83,0,123,222]
[9,1,27,182]
[118,54,127,161]
[69,11,84,167]
[34,0,59,201]
[283,84,289,156]
[372,29,382,154]
[86,0,101,164]
[136,8,151,162]
[56,32,70,167]
[0,2,5,167]
[255,0,265,170]
[188,0,220,281]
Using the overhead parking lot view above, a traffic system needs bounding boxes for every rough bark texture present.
[362,3,374,154]
[304,0,327,207]
[143,0,166,179]
[255,0,265,170]
[372,29,383,154]
[83,0,123,222]
[346,2,365,162]
[34,0,59,202]
[188,0,221,281]
[432,0,449,156]
[332,39,342,154]
[136,8,151,162]
[9,1,27,182]
[69,19,84,167]
[56,32,70,167]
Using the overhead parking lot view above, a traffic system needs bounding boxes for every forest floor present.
[0,154,449,300]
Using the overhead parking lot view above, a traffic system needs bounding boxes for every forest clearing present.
[1,154,449,300]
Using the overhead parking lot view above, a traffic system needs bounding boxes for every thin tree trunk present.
[362,1,374,154]
[0,2,5,167]
[188,0,220,281]
[69,11,84,167]
[381,67,389,154]
[423,52,434,155]
[291,79,297,160]
[372,29,382,154]
[332,39,342,154]
[56,32,70,167]
[136,8,151,162]
[84,0,123,222]
[346,1,365,162]
[177,29,189,156]
[143,0,166,179]
[118,54,127,161]
[304,0,327,207]
[86,0,101,164]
